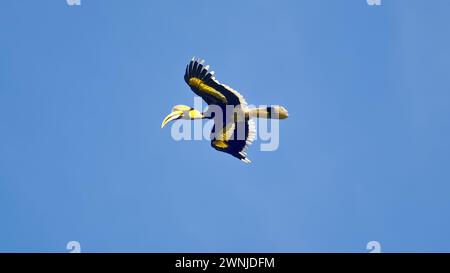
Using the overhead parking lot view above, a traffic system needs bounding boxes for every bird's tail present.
[247,106,289,119]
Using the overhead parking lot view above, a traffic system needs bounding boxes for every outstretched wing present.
[210,119,256,163]
[184,58,248,108]
[184,58,256,163]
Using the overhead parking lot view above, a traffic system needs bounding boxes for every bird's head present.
[161,105,203,128]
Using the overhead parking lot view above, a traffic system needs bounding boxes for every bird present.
[161,58,289,163]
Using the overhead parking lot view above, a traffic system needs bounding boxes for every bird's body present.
[161,58,288,163]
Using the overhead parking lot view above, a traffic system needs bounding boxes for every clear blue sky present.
[1,0,450,252]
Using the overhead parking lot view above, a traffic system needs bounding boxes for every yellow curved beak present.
[161,110,183,128]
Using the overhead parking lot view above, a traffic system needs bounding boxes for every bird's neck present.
[187,109,206,120]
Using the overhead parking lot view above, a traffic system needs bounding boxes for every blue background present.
[1,0,449,252]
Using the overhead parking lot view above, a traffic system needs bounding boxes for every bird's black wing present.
[210,118,256,163]
[184,58,248,108]
[184,58,256,163]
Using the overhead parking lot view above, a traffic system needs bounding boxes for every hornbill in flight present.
[161,58,289,163]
